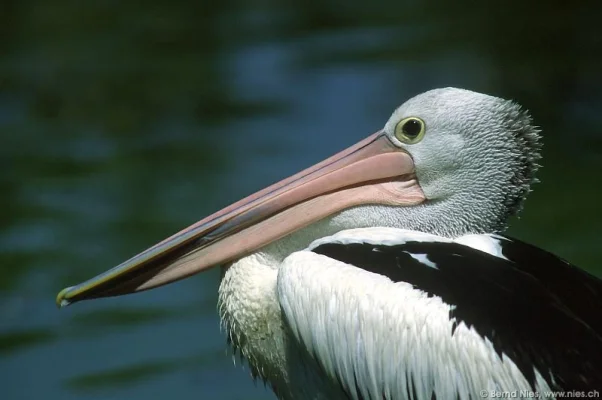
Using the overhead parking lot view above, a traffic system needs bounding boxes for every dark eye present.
[394,117,426,144]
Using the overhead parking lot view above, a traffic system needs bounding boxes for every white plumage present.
[220,227,553,399]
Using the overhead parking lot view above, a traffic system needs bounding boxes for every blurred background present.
[2,1,601,399]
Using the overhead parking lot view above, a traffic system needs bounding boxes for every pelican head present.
[375,87,540,236]
[56,87,540,306]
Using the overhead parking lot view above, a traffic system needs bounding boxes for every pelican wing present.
[277,228,602,399]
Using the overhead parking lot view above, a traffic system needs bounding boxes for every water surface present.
[2,2,601,399]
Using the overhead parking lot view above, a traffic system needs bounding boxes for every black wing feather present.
[312,236,602,391]
[495,236,602,335]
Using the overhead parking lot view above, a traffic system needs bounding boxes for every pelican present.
[57,88,602,399]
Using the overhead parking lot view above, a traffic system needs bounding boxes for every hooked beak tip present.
[56,287,74,308]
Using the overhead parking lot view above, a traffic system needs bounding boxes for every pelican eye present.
[395,117,425,144]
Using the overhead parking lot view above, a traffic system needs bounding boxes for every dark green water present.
[2,1,601,399]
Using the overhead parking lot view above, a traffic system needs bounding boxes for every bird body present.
[57,88,602,399]
[220,227,602,399]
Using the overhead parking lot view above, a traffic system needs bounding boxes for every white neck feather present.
[218,250,349,399]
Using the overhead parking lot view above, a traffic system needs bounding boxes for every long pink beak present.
[57,131,425,307]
